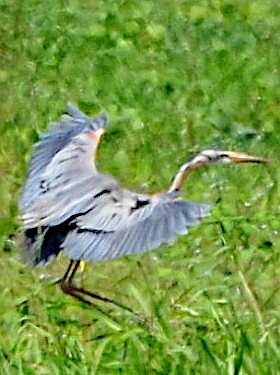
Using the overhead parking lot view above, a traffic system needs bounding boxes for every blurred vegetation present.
[0,0,280,373]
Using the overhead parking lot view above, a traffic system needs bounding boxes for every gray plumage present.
[19,104,211,265]
[20,103,108,212]
[64,198,210,261]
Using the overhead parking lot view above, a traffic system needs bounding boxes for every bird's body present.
[20,104,212,266]
[19,104,266,307]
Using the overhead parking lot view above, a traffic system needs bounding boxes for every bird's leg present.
[63,259,80,282]
[60,260,93,304]
[60,260,135,315]
[66,259,80,283]
[62,259,76,280]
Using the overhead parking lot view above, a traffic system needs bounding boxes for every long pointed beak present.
[224,151,269,164]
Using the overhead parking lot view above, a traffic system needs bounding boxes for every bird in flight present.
[19,104,267,308]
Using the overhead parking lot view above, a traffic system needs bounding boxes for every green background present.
[0,0,279,373]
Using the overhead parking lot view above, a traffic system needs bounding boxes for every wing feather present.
[20,129,119,229]
[20,104,108,212]
[63,197,211,261]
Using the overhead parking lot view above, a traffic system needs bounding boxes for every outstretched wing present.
[20,103,108,212]
[62,191,211,261]
[20,130,119,229]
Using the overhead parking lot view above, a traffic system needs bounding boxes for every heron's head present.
[168,149,268,192]
[191,149,268,169]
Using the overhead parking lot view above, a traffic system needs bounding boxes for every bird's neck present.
[168,154,209,193]
[168,161,194,193]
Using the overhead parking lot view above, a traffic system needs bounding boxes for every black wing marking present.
[62,194,211,261]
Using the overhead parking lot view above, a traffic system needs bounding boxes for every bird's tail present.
[22,225,67,265]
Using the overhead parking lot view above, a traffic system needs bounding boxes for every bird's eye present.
[201,152,214,162]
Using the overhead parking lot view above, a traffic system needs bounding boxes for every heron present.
[19,104,267,308]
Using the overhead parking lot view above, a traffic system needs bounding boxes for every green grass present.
[1,0,280,373]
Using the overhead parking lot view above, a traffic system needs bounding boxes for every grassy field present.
[1,0,280,373]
